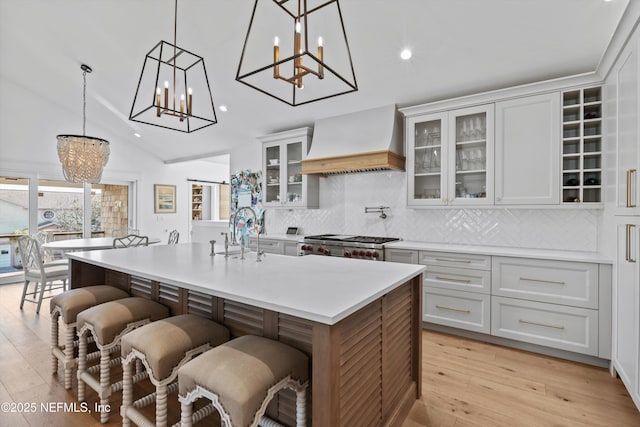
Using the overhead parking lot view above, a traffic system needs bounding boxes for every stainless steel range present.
[300,234,400,261]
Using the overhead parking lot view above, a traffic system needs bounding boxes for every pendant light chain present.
[82,68,87,136]
[173,0,178,112]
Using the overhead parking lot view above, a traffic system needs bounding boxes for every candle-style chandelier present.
[236,0,357,106]
[129,0,217,132]
[57,64,110,184]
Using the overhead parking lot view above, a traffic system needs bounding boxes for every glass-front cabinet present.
[260,127,319,209]
[407,104,494,206]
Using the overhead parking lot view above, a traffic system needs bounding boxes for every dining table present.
[42,236,162,252]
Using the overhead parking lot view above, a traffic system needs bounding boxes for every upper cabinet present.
[259,127,319,209]
[406,104,494,206]
[615,34,640,213]
[561,86,603,204]
[403,84,609,208]
[495,92,560,205]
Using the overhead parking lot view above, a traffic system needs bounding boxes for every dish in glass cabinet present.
[585,177,599,185]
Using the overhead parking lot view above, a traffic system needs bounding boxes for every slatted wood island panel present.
[68,243,424,426]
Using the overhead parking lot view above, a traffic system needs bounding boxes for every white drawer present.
[385,249,418,264]
[492,257,598,309]
[419,251,491,271]
[423,287,490,334]
[491,296,598,356]
[424,266,490,294]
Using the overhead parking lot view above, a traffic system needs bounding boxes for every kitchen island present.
[67,242,425,427]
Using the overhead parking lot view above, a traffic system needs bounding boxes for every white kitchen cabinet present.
[406,104,494,206]
[418,251,491,333]
[615,32,640,213]
[495,93,560,205]
[385,248,419,264]
[492,257,599,309]
[385,245,612,362]
[561,86,603,204]
[259,127,319,209]
[424,287,491,334]
[614,219,640,409]
[248,236,301,256]
[492,296,598,356]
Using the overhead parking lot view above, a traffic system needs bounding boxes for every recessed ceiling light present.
[134,133,141,138]
[219,105,228,112]
[400,48,412,60]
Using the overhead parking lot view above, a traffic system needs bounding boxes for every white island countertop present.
[68,243,424,325]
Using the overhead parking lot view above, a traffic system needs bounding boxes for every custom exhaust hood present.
[301,104,405,175]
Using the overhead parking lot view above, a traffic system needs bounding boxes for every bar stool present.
[76,297,170,423]
[178,335,309,427]
[50,285,130,389]
[120,314,230,427]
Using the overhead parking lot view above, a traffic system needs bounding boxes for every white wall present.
[0,78,229,243]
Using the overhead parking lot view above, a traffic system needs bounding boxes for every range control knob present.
[317,247,324,253]
[352,250,358,257]
[372,251,380,259]
[323,249,331,256]
[359,250,365,257]
[365,251,372,258]
[344,251,351,258]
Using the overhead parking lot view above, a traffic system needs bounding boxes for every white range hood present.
[301,104,405,175]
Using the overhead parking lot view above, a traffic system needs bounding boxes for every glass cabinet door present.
[264,145,281,204]
[414,118,444,200]
[449,105,494,204]
[407,112,448,206]
[285,141,303,205]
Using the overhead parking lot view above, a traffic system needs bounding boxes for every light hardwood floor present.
[0,282,638,427]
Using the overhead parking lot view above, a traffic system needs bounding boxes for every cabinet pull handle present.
[519,319,565,330]
[435,276,472,284]
[627,169,637,208]
[519,277,565,285]
[435,305,471,314]
[435,258,471,263]
[627,224,636,263]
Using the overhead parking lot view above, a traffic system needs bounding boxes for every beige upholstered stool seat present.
[76,297,170,423]
[51,286,130,324]
[178,335,309,427]
[50,285,130,389]
[120,314,230,427]
[78,297,170,346]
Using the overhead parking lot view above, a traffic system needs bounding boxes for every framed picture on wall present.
[154,184,176,213]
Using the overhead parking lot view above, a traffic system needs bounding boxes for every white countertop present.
[385,241,614,264]
[248,233,305,242]
[68,243,424,325]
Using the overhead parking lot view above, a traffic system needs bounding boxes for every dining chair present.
[18,235,68,314]
[32,231,67,266]
[113,234,149,248]
[168,229,179,245]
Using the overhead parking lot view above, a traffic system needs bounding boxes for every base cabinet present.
[386,248,611,361]
[424,287,490,334]
[248,236,300,256]
[491,296,598,356]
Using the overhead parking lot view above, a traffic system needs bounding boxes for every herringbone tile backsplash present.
[265,171,600,251]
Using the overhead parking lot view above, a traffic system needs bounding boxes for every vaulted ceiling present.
[0,0,630,163]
